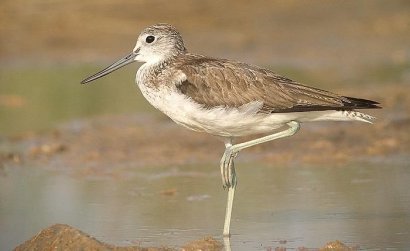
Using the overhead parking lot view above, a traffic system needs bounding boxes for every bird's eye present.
[146,36,155,43]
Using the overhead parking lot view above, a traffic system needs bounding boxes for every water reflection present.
[0,163,409,250]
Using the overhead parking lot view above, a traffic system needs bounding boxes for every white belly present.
[136,80,287,136]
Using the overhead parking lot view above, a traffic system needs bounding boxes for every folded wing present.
[175,54,380,113]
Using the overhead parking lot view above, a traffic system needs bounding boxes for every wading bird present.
[81,23,380,237]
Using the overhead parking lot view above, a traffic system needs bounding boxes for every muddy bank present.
[1,83,409,178]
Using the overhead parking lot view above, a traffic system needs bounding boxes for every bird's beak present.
[81,50,138,84]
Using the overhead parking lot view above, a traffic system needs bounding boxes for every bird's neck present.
[144,49,186,65]
[143,52,183,72]
[137,55,180,89]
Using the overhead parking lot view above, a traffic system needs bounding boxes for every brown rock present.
[14,224,173,251]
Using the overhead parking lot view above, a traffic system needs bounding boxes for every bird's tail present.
[340,110,376,123]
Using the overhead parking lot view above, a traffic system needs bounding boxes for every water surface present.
[1,163,409,250]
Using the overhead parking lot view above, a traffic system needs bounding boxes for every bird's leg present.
[223,177,236,237]
[221,138,237,237]
[230,121,300,154]
[221,121,300,237]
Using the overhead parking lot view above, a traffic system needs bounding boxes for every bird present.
[81,23,381,237]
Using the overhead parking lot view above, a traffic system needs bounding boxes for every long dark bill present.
[81,52,136,84]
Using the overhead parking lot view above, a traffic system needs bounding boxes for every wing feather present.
[174,54,380,113]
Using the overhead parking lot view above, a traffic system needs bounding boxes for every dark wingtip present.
[342,96,382,109]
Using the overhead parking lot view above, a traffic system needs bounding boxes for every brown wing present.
[175,54,380,113]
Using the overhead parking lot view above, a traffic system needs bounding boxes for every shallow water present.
[1,163,409,250]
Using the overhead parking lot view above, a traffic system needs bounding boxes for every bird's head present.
[81,23,186,84]
[134,23,187,63]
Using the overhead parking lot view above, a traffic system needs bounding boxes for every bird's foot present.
[220,146,238,189]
